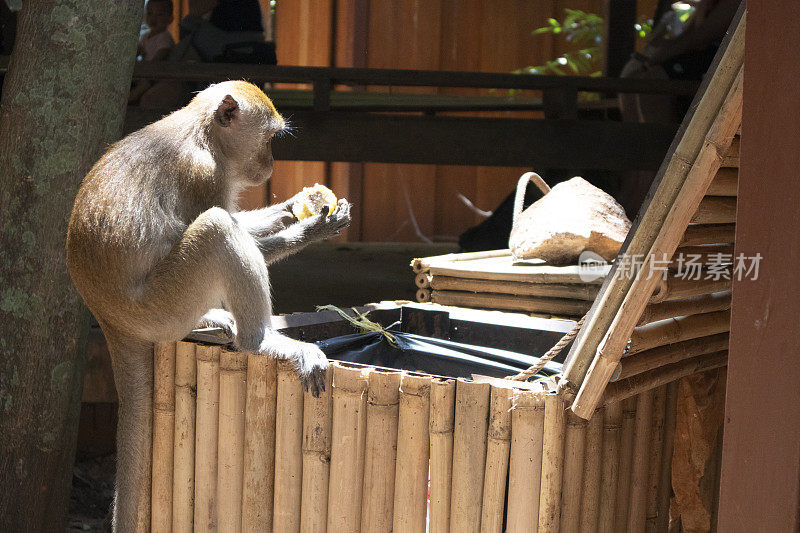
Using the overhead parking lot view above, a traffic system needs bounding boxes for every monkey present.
[66,80,350,531]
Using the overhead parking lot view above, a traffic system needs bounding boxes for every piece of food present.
[292,183,338,220]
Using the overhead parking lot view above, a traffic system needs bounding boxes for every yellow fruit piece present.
[291,183,338,220]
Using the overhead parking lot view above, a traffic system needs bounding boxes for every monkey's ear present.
[214,95,239,127]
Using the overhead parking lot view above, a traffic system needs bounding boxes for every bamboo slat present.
[619,333,729,380]
[429,275,600,301]
[429,378,456,533]
[655,275,731,303]
[646,386,667,532]
[627,310,731,355]
[614,397,637,531]
[173,342,196,533]
[669,244,735,269]
[657,382,679,532]
[680,223,736,246]
[538,393,566,533]
[690,196,737,224]
[627,390,654,532]
[194,345,221,533]
[722,136,740,167]
[431,290,591,316]
[327,364,370,533]
[480,385,513,533]
[706,167,738,196]
[598,402,622,533]
[361,369,401,532]
[273,359,304,533]
[579,409,603,532]
[411,249,511,274]
[560,411,588,532]
[300,367,333,533]
[217,350,247,533]
[242,354,278,533]
[638,291,731,326]
[507,390,545,531]
[393,373,432,533]
[152,342,175,533]
[450,379,491,532]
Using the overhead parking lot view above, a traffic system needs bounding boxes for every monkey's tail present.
[104,330,154,533]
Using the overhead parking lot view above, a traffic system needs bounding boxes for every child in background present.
[129,0,175,104]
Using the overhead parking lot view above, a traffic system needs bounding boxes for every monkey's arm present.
[232,203,295,238]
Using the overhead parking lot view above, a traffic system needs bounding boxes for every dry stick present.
[393,373,432,533]
[273,359,304,533]
[637,291,731,326]
[480,385,514,533]
[646,386,667,532]
[560,410,588,532]
[680,223,736,246]
[428,378,456,533]
[507,390,546,530]
[604,350,728,404]
[429,275,600,301]
[564,18,745,415]
[691,196,737,224]
[618,333,729,380]
[411,249,510,274]
[538,393,566,533]
[627,389,655,532]
[217,350,248,533]
[151,342,175,533]
[431,290,591,316]
[173,342,197,533]
[706,167,738,196]
[242,354,278,533]
[327,363,370,533]
[450,379,491,533]
[597,402,622,533]
[361,370,402,532]
[414,272,431,289]
[416,288,431,303]
[627,309,731,355]
[579,408,603,532]
[194,345,221,533]
[300,367,334,532]
[614,397,638,531]
[656,382,679,532]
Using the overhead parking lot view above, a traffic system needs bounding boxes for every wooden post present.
[538,393,566,533]
[173,342,197,533]
[273,359,304,533]
[598,401,623,533]
[152,342,176,533]
[627,389,654,532]
[480,385,514,533]
[507,390,545,530]
[217,350,248,533]
[450,379,491,532]
[194,345,221,533]
[300,367,334,532]
[614,397,637,531]
[242,354,278,532]
[360,369,402,532]
[428,378,456,532]
[393,373,432,533]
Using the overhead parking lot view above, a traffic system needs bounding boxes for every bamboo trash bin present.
[149,338,679,532]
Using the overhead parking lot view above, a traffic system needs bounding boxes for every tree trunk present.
[0,1,142,531]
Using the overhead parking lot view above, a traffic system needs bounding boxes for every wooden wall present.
[259,0,659,242]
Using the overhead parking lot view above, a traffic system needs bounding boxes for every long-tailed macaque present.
[66,81,350,531]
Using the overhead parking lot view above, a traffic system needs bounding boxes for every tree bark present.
[0,1,142,531]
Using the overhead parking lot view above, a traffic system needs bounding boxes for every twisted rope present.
[507,314,587,381]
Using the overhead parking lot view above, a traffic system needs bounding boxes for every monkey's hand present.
[197,308,237,338]
[260,334,329,396]
[297,198,351,242]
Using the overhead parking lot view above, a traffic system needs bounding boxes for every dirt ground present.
[67,454,115,532]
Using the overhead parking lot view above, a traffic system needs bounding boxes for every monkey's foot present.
[197,309,237,337]
[260,336,329,397]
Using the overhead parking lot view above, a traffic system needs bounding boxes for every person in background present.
[129,0,175,105]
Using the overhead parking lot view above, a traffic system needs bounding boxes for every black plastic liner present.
[316,330,561,380]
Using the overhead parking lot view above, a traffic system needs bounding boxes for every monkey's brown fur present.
[67,81,350,531]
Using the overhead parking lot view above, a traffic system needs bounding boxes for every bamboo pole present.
[450,379,491,533]
[618,333,729,380]
[657,382,679,532]
[706,167,738,196]
[429,378,456,533]
[431,290,591,316]
[560,410,588,533]
[429,275,600,301]
[300,366,333,533]
[614,397,637,531]
[691,196,737,224]
[627,310,731,355]
[646,386,667,532]
[173,341,197,533]
[680,223,736,246]
[242,354,278,533]
[538,393,566,533]
[669,244,735,270]
[637,291,731,326]
[361,369,402,532]
[579,408,603,532]
[507,390,545,531]
[327,363,370,533]
[152,342,175,533]
[416,288,431,303]
[722,136,739,167]
[217,350,248,533]
[604,350,728,405]
[480,385,514,533]
[411,249,510,274]
[393,373,432,533]
[652,276,731,304]
[598,401,622,533]
[273,359,304,533]
[194,345,221,533]
[428,259,608,285]
[627,389,654,532]
[415,272,431,289]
